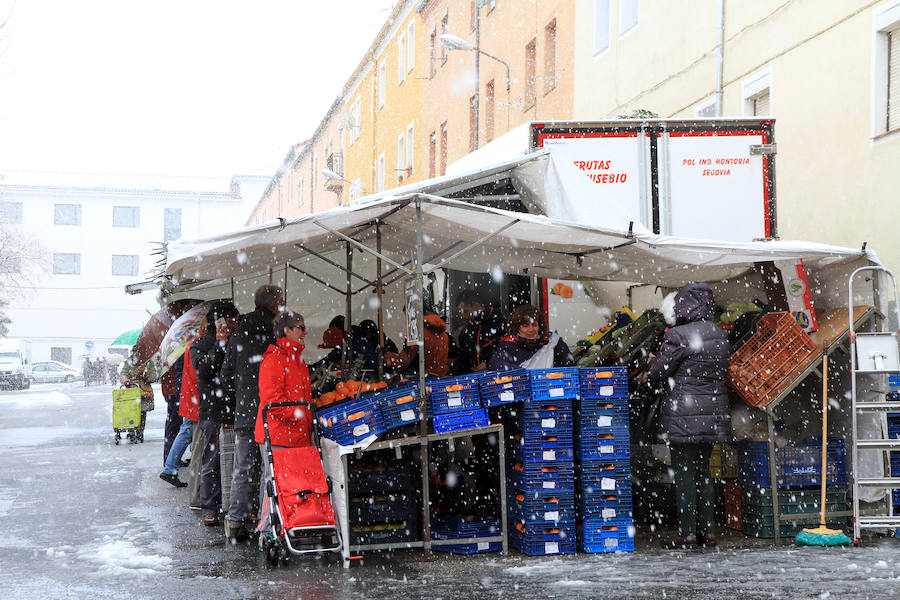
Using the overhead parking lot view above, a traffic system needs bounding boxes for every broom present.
[796,350,851,546]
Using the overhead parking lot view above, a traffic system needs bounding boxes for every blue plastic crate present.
[514,433,574,462]
[318,396,385,445]
[890,374,900,387]
[581,458,632,494]
[519,401,574,435]
[738,439,846,488]
[432,517,502,554]
[432,408,489,434]
[509,489,576,525]
[579,367,629,399]
[375,384,423,431]
[579,403,630,434]
[893,489,900,507]
[577,430,631,460]
[891,452,900,477]
[510,522,577,556]
[427,374,482,415]
[579,491,634,522]
[509,461,575,493]
[480,369,531,406]
[529,368,580,401]
[580,517,635,553]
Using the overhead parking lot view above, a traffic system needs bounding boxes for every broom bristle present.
[795,526,851,546]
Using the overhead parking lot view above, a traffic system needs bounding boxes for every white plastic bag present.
[521,332,560,370]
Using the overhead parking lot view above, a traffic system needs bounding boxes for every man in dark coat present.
[192,300,240,526]
[648,281,730,548]
[451,289,506,375]
[221,285,283,541]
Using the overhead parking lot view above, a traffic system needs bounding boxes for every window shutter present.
[889,26,900,131]
[753,90,770,116]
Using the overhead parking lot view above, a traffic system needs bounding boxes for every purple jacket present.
[487,333,575,371]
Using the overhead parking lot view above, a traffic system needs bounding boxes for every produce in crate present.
[315,379,387,407]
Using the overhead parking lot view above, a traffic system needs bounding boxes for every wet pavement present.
[2,382,900,599]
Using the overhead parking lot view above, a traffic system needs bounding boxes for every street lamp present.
[441,28,511,151]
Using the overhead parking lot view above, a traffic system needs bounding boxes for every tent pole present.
[283,264,288,306]
[230,278,235,302]
[414,196,431,560]
[376,221,384,381]
[342,243,352,374]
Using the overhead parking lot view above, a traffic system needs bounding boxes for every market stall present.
[149,192,885,564]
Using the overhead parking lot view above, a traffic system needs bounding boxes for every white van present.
[0,338,33,390]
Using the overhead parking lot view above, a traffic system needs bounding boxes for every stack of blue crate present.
[577,367,635,553]
[509,368,578,555]
[888,378,900,518]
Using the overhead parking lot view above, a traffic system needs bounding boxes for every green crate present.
[739,484,847,508]
[742,502,847,520]
[742,515,849,539]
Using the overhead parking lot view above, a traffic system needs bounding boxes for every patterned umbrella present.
[158,301,214,375]
[132,299,202,366]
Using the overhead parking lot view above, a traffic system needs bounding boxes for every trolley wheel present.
[278,542,290,565]
[265,543,279,567]
[115,437,120,445]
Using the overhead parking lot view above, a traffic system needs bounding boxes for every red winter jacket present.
[178,334,203,422]
[254,337,313,448]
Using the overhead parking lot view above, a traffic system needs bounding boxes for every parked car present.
[32,361,82,384]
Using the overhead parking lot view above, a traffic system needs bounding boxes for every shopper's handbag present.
[638,393,662,444]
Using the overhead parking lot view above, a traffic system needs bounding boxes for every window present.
[429,131,437,178]
[407,21,415,73]
[398,32,407,83]
[544,19,557,94]
[0,201,22,224]
[874,3,900,135]
[406,123,415,173]
[397,132,406,182]
[696,97,718,118]
[742,68,772,117]
[53,253,80,275]
[51,347,72,365]
[430,29,437,78]
[378,63,386,108]
[439,121,448,176]
[112,206,139,227]
[354,96,361,140]
[469,94,477,151]
[112,254,139,276]
[524,38,537,110]
[620,0,639,36]
[163,208,181,241]
[298,176,304,208]
[441,14,449,65]
[54,204,81,226]
[594,0,611,55]
[350,179,362,202]
[485,80,495,142]
[377,154,385,192]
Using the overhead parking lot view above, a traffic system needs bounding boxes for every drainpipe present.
[715,0,725,116]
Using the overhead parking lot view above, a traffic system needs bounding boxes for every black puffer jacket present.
[648,282,731,444]
[221,307,276,430]
[191,328,234,425]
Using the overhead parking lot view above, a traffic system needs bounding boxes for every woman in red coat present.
[254,311,313,448]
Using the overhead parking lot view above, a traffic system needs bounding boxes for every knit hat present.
[318,326,344,349]
[208,300,240,322]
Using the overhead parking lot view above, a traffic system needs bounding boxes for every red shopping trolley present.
[258,400,342,566]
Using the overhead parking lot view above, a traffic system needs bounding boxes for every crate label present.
[542,481,556,489]
[500,391,515,402]
[544,511,559,521]
[601,477,616,490]
[400,409,415,422]
[502,383,513,390]
[601,508,617,519]
[549,388,564,398]
[604,538,618,549]
[542,450,556,460]
[541,418,556,428]
[448,396,462,407]
[352,424,370,437]
[477,542,489,551]
[598,385,614,396]
[596,416,613,427]
[599,445,614,454]
[545,542,559,554]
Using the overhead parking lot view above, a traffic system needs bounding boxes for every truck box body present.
[0,338,33,389]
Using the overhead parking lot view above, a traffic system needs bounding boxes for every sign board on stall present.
[530,119,776,242]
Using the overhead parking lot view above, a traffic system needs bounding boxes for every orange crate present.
[728,312,817,407]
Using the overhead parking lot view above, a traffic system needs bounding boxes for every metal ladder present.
[850,266,900,543]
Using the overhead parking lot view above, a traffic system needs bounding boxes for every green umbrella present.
[111,328,142,346]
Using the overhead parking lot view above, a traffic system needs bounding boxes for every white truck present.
[0,338,33,390]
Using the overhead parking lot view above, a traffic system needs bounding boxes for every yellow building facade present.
[249,0,577,224]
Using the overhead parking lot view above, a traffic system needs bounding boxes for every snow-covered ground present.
[1,383,899,600]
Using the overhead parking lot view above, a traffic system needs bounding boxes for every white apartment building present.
[0,172,269,365]
[573,0,900,277]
